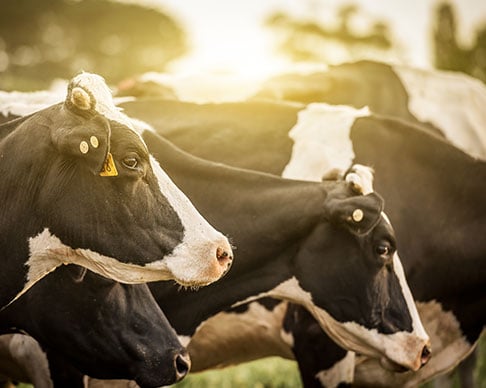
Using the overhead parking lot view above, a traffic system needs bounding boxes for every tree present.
[0,0,188,90]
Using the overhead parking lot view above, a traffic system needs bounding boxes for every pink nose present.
[216,246,233,273]
[420,344,432,367]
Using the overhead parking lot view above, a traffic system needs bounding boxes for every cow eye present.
[376,242,391,257]
[122,156,138,170]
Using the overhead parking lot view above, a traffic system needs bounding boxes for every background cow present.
[118,98,486,387]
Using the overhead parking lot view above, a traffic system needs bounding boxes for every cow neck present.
[143,131,329,334]
[352,115,486,332]
[0,110,60,308]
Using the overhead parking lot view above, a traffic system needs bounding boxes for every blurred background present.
[1,0,485,387]
[1,0,485,90]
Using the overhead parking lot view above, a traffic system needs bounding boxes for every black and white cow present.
[118,98,486,387]
[138,125,431,372]
[0,118,431,388]
[0,72,233,310]
[113,60,486,160]
[253,59,486,160]
[0,264,191,388]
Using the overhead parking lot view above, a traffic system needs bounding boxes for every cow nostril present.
[174,352,191,381]
[421,344,432,367]
[216,247,232,266]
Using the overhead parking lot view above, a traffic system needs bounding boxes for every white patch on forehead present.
[282,103,370,181]
[354,301,474,387]
[146,155,232,287]
[70,72,136,130]
[393,65,486,160]
[345,164,374,195]
[392,253,429,341]
[316,350,355,388]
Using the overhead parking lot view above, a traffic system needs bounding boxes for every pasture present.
[14,335,485,387]
[171,337,486,388]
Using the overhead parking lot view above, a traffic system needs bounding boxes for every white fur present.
[353,301,475,387]
[316,350,355,388]
[393,65,486,160]
[258,277,429,372]
[147,154,232,287]
[282,103,370,180]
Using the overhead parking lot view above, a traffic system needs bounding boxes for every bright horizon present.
[118,0,486,78]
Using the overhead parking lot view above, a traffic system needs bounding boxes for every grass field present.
[13,333,485,388]
[170,333,486,388]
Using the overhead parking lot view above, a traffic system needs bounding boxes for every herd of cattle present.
[0,59,484,388]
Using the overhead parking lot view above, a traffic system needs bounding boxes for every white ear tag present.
[352,208,364,222]
[99,153,118,176]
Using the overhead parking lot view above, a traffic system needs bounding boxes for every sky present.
[119,0,486,77]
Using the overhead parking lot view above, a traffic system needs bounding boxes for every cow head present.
[0,265,190,387]
[273,167,430,372]
[0,72,233,307]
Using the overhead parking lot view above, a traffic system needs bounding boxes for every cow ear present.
[51,114,114,176]
[325,192,384,235]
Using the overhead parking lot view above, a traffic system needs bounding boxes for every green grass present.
[170,357,302,388]
[11,335,486,387]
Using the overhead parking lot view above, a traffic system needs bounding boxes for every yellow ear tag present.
[99,152,118,177]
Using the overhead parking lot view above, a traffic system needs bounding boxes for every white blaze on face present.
[282,103,370,181]
[70,72,136,130]
[146,155,233,287]
[393,64,486,160]
[257,276,429,372]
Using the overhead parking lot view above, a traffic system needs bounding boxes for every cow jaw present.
[264,276,430,372]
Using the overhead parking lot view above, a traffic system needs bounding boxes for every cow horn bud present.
[71,87,92,110]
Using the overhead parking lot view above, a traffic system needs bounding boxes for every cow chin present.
[379,357,409,373]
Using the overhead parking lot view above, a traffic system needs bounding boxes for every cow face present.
[279,181,430,372]
[0,72,232,308]
[0,265,190,387]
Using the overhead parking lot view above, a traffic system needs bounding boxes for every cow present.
[0,72,233,310]
[117,98,486,387]
[252,59,486,160]
[2,118,432,387]
[0,265,191,388]
[113,60,486,159]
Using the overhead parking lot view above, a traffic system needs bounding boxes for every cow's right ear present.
[51,113,113,176]
[325,192,384,235]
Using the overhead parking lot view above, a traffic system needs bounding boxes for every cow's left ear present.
[51,113,113,176]
[325,192,384,235]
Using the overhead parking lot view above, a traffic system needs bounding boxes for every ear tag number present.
[100,152,118,177]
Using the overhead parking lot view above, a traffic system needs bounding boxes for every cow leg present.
[284,304,353,388]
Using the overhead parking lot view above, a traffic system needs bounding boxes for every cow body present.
[118,98,486,386]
